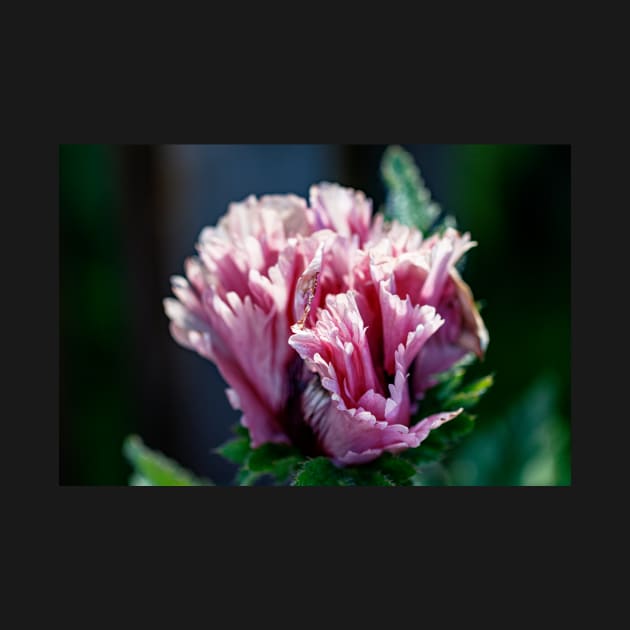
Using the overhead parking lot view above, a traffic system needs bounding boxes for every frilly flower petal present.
[308,182,372,243]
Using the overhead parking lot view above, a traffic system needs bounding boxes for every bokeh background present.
[60,144,570,486]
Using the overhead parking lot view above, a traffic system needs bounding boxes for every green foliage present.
[415,361,493,417]
[347,470,394,486]
[292,457,347,486]
[446,374,494,409]
[216,426,303,485]
[400,371,494,470]
[214,434,250,465]
[370,454,417,484]
[247,443,303,484]
[291,450,427,486]
[345,454,416,486]
[248,443,299,471]
[448,377,570,486]
[123,435,213,486]
[381,145,451,233]
[292,456,409,487]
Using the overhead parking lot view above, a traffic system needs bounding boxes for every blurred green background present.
[60,144,570,485]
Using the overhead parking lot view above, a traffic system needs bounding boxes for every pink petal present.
[306,395,462,466]
[377,280,444,374]
[308,183,372,243]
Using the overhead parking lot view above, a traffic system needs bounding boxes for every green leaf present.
[214,436,251,465]
[269,456,303,484]
[444,374,494,410]
[123,434,213,486]
[248,443,300,471]
[415,366,493,418]
[216,424,305,485]
[400,371,493,469]
[381,145,442,232]
[345,467,394,486]
[352,470,395,486]
[248,443,302,482]
[374,454,417,485]
[292,457,348,486]
[291,454,416,487]
[344,453,416,486]
[433,367,467,401]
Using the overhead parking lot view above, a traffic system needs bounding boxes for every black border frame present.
[17,51,602,603]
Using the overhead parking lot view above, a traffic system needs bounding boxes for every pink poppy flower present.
[165,184,488,466]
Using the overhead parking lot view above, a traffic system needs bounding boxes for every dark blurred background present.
[59,144,570,486]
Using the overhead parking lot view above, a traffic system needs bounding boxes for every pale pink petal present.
[417,228,477,305]
[258,194,311,238]
[366,217,424,255]
[170,275,203,313]
[168,321,198,352]
[308,183,372,243]
[184,257,210,296]
[409,408,464,442]
[163,297,211,335]
[377,280,444,374]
